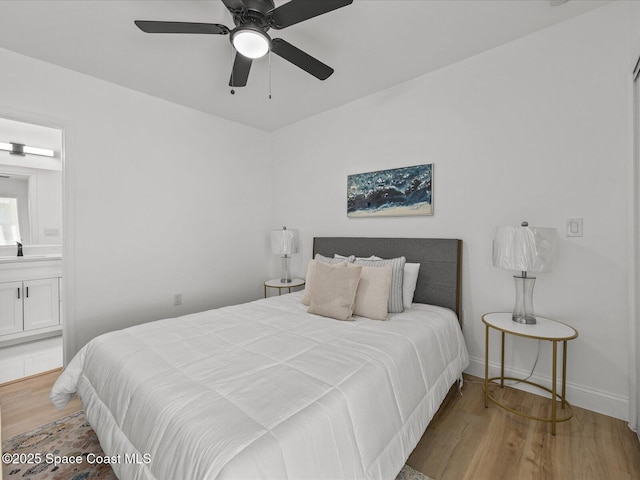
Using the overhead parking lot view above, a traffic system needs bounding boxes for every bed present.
[51,237,469,480]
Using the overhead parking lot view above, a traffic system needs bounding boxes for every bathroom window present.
[0,175,30,244]
[0,197,21,245]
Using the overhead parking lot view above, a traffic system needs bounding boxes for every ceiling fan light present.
[232,28,270,59]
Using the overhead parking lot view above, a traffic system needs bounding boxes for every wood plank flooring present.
[0,369,81,440]
[1,371,640,479]
[408,375,640,480]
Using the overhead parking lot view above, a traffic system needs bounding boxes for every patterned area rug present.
[2,411,433,480]
[2,411,113,480]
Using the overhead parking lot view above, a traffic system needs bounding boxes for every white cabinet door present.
[0,281,23,336]
[23,278,60,331]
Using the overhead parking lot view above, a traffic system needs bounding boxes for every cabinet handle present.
[26,286,29,298]
[17,287,20,299]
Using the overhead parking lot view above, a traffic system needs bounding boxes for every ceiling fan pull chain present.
[230,43,235,95]
[268,50,272,99]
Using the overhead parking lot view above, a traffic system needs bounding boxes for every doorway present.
[0,116,63,384]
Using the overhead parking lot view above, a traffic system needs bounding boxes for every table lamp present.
[271,226,299,283]
[492,221,557,324]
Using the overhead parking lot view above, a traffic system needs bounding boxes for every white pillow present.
[316,253,354,264]
[403,263,420,309]
[334,254,377,262]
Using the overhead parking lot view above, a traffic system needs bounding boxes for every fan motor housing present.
[231,0,275,30]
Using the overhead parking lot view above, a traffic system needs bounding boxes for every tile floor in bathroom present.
[0,336,62,384]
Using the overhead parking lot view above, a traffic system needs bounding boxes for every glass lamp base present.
[280,255,292,283]
[512,274,536,324]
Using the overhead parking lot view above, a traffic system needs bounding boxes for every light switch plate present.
[566,218,583,237]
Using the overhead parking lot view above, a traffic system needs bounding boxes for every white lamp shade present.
[271,228,299,255]
[493,224,557,272]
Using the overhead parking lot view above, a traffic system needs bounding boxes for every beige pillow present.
[350,263,393,320]
[354,256,406,313]
[308,262,362,321]
[302,259,347,306]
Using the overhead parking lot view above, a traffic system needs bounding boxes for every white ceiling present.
[0,0,611,131]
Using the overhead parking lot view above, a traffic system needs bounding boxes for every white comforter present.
[51,292,469,480]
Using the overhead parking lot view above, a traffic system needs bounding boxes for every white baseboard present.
[466,355,629,421]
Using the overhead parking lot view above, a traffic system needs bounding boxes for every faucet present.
[16,241,23,257]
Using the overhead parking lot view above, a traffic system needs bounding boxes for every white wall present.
[0,47,272,363]
[271,2,636,420]
[30,168,62,244]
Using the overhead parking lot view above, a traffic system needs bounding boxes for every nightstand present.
[264,278,305,298]
[482,312,578,435]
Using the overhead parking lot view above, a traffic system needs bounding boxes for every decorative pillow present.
[308,262,362,321]
[315,253,354,264]
[350,264,393,320]
[403,263,421,309]
[302,259,347,306]
[334,254,376,262]
[354,256,406,313]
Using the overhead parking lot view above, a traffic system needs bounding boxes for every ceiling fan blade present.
[134,21,229,35]
[268,0,353,29]
[271,38,333,80]
[229,53,252,87]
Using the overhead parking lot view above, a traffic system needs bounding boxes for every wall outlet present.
[173,293,182,306]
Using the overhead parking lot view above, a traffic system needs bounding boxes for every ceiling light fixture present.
[231,26,271,59]
[0,142,55,157]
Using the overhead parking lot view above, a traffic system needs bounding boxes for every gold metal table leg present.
[485,324,489,408]
[562,340,568,409]
[552,340,557,435]
[500,331,505,388]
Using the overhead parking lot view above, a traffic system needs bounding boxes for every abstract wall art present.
[347,164,433,217]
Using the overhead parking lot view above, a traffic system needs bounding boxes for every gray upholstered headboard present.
[313,237,462,317]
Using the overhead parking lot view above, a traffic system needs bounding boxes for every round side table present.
[264,278,305,298]
[482,312,578,435]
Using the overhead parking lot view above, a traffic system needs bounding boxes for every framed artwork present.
[347,164,433,217]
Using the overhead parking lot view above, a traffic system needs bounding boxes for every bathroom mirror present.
[0,117,62,247]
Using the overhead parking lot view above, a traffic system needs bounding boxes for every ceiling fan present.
[135,0,353,88]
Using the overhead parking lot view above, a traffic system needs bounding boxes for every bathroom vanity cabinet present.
[0,257,62,345]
